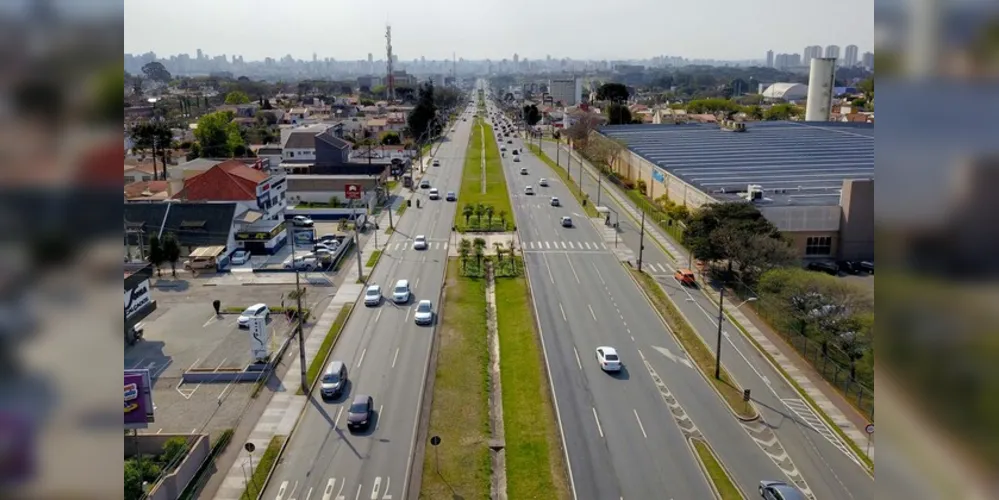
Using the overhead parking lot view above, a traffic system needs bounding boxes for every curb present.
[254,294,363,499]
[687,439,722,500]
[623,265,761,423]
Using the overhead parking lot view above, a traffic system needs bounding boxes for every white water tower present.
[805,57,837,122]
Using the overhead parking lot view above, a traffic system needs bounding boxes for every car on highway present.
[550,196,560,207]
[561,216,573,227]
[539,178,548,187]
[393,279,411,304]
[524,185,534,195]
[595,346,622,372]
[428,188,440,200]
[237,304,270,328]
[414,300,434,325]
[364,285,382,306]
[432,158,440,167]
[446,191,456,202]
[320,360,348,399]
[229,249,250,265]
[759,480,806,500]
[500,145,507,152]
[520,167,528,175]
[346,395,374,432]
[413,235,428,250]
[513,156,520,162]
[419,180,431,189]
[291,215,314,227]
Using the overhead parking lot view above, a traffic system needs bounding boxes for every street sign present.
[244,442,255,453]
[865,424,874,435]
[743,389,751,402]
[345,183,362,200]
[430,435,441,446]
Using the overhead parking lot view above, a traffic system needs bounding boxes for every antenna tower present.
[385,25,395,102]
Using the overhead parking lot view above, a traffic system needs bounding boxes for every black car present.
[346,394,374,431]
[837,261,863,274]
[858,261,874,274]
[806,261,839,275]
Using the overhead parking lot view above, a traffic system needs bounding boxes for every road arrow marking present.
[652,346,693,368]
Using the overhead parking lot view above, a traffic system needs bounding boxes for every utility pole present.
[597,174,603,206]
[289,231,308,394]
[637,210,646,272]
[714,287,726,380]
[353,207,364,280]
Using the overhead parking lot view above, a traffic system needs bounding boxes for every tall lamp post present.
[637,210,646,272]
[714,294,757,379]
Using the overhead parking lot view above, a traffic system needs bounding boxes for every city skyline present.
[124,0,873,62]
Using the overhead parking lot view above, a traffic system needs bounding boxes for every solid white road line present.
[566,254,580,283]
[543,253,555,284]
[588,304,597,322]
[559,303,567,322]
[634,409,648,438]
[573,346,582,370]
[592,407,605,438]
[356,349,366,368]
[335,407,343,427]
[355,484,361,500]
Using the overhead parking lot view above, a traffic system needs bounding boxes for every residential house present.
[286,107,310,124]
[253,144,284,168]
[218,103,260,118]
[364,118,389,136]
[171,159,288,220]
[124,180,170,201]
[124,202,240,258]
[124,164,156,184]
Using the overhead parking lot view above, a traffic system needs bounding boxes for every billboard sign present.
[124,280,151,320]
[124,370,155,429]
[248,316,271,362]
[345,183,362,200]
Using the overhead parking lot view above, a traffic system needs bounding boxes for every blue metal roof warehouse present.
[599,121,874,207]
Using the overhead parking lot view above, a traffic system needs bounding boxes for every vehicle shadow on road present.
[608,365,632,381]
[308,395,364,459]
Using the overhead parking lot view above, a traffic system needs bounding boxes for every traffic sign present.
[865,424,874,435]
[430,435,441,446]
[244,442,255,453]
[345,183,362,200]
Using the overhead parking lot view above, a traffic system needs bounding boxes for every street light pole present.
[637,210,646,272]
[288,232,308,394]
[714,286,726,380]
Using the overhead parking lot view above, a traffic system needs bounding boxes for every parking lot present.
[230,223,348,271]
[126,280,333,436]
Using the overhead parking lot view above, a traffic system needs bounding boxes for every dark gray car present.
[346,395,374,431]
[759,480,806,500]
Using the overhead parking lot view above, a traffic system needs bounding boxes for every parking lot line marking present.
[191,427,197,434]
[202,315,217,328]
[573,347,582,370]
[305,486,313,500]
[214,358,227,371]
[355,484,361,500]
[129,357,147,370]
[392,348,399,368]
[634,409,648,438]
[186,358,201,372]
[357,349,366,368]
[156,428,162,434]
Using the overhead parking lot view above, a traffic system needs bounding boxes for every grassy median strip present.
[420,258,491,499]
[692,439,744,500]
[396,200,408,216]
[365,250,382,268]
[526,144,600,218]
[494,261,570,500]
[631,270,757,420]
[239,435,285,500]
[454,118,514,231]
[299,304,354,395]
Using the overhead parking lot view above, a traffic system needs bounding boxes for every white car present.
[283,256,318,270]
[524,186,534,195]
[539,178,548,187]
[229,250,250,265]
[595,346,622,372]
[413,235,428,250]
[364,285,382,306]
[392,279,411,304]
[291,215,314,227]
[550,196,560,207]
[414,300,433,325]
[520,167,528,175]
[238,304,270,328]
[513,156,521,162]
[428,188,440,200]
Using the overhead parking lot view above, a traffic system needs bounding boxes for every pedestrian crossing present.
[522,240,606,252]
[642,262,673,274]
[386,240,449,251]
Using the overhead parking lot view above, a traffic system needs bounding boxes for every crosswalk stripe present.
[568,241,574,249]
[584,242,592,250]
[545,241,550,249]
[560,241,566,249]
[601,242,607,249]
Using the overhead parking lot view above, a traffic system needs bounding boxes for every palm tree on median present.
[462,204,474,227]
[474,203,486,227]
[485,205,495,229]
[473,237,487,269]
[458,238,472,272]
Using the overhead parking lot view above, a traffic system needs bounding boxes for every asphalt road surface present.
[259,107,474,500]
[534,139,877,499]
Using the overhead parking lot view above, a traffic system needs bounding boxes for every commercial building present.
[598,122,874,261]
[844,45,860,67]
[548,78,582,106]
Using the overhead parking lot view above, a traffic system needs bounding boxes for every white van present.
[392,279,411,304]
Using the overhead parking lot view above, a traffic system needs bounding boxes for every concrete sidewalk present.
[211,204,402,500]
[540,142,875,460]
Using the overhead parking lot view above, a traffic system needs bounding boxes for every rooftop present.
[600,121,874,207]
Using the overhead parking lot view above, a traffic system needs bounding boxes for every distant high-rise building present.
[862,51,875,70]
[803,45,822,64]
[312,52,317,62]
[844,45,859,67]
[824,45,841,60]
[197,48,204,60]
[774,53,801,70]
[513,53,519,65]
[766,50,774,68]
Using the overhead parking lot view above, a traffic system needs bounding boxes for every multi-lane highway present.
[259,106,475,500]
[529,134,877,499]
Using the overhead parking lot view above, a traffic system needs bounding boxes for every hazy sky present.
[125,0,874,62]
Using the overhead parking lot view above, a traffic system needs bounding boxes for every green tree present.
[380,132,401,145]
[743,105,764,120]
[147,235,165,277]
[458,238,472,272]
[473,203,486,226]
[764,103,800,121]
[507,240,517,274]
[522,104,542,126]
[606,103,632,125]
[462,205,474,226]
[686,98,741,114]
[407,82,441,142]
[160,436,188,465]
[224,91,251,105]
[124,460,145,500]
[194,111,243,157]
[683,202,793,282]
[498,209,507,230]
[141,61,172,82]
[161,233,182,277]
[596,82,629,102]
[856,77,874,102]
[473,237,487,269]
[485,205,495,228]
[130,122,173,180]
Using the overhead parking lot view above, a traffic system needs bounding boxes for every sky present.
[124,0,874,62]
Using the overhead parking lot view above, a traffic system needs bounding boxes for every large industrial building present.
[598,121,874,261]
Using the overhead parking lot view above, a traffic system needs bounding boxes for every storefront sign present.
[124,370,155,428]
[248,317,271,362]
[124,280,151,320]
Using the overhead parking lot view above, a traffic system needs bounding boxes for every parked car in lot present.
[806,261,839,276]
[284,256,318,271]
[229,250,250,265]
[237,304,270,328]
[291,215,314,227]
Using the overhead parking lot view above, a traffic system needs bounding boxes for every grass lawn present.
[299,304,354,394]
[494,261,569,500]
[454,118,514,232]
[526,144,599,218]
[419,258,491,499]
[631,270,757,420]
[239,435,285,500]
[691,439,743,500]
[365,250,382,268]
